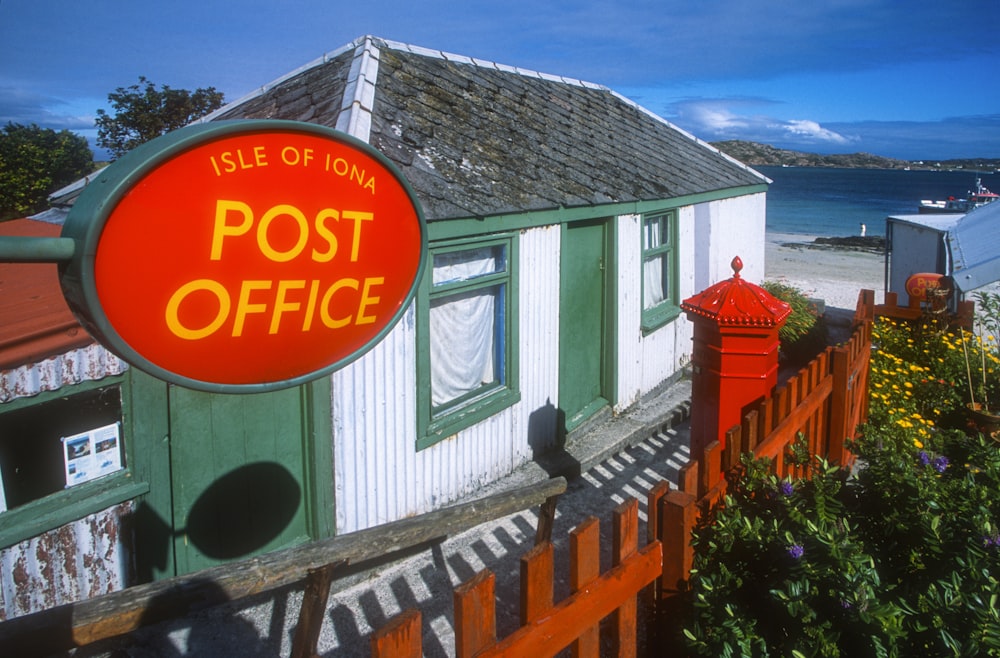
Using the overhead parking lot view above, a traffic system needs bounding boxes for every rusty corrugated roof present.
[0,219,93,370]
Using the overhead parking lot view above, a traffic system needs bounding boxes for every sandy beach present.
[765,232,885,311]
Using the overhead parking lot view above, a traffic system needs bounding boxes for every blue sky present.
[1,0,997,161]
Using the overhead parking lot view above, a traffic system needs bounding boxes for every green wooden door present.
[168,384,328,574]
[559,218,611,431]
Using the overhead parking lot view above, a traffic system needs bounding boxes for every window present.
[641,210,679,331]
[0,384,124,511]
[0,376,149,550]
[417,235,519,449]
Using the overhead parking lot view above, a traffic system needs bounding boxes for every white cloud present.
[783,120,852,145]
[664,97,856,150]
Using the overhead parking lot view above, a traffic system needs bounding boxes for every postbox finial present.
[731,256,743,278]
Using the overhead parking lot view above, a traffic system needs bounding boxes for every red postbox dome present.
[681,256,791,326]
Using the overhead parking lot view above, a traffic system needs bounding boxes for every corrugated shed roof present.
[210,36,767,221]
[948,201,1000,292]
[888,203,1000,292]
[0,219,93,369]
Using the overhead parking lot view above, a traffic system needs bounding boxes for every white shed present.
[887,200,1000,300]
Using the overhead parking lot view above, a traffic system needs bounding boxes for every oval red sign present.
[905,272,945,300]
[61,121,425,391]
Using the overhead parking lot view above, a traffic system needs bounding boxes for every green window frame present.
[641,210,680,332]
[416,234,519,450]
[0,374,151,549]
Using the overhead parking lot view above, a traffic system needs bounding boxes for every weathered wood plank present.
[289,561,344,658]
[535,494,560,546]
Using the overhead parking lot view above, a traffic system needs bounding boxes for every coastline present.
[764,231,884,311]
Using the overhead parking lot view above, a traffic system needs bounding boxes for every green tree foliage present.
[0,122,94,221]
[95,76,224,159]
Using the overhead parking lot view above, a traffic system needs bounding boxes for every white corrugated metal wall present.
[332,225,561,533]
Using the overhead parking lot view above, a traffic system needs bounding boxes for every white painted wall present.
[332,225,561,533]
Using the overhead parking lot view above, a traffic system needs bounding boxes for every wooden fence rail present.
[371,498,663,658]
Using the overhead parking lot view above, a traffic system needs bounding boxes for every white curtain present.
[644,256,665,308]
[430,250,499,407]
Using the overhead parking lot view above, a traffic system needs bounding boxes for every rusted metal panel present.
[0,501,133,620]
[0,219,96,370]
[0,343,127,403]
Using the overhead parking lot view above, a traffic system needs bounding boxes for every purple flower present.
[787,543,804,560]
[932,456,949,473]
[983,535,1000,548]
[918,451,930,466]
[779,481,795,497]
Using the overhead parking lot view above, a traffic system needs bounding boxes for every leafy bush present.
[763,281,828,365]
[684,315,1000,657]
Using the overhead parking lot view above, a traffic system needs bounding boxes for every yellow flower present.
[914,439,924,449]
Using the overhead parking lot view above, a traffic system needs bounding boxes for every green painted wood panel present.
[559,218,610,431]
[168,386,314,575]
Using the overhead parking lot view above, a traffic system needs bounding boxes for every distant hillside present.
[711,140,911,169]
[710,140,1000,172]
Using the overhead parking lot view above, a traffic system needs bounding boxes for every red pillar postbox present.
[681,256,791,460]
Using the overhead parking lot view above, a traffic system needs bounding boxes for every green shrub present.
[763,281,828,365]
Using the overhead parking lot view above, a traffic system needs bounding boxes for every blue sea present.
[759,166,997,238]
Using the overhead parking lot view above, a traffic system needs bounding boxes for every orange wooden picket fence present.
[371,498,662,658]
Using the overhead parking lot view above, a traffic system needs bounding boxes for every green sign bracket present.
[0,236,76,263]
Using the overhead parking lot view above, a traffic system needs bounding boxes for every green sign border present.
[60,120,427,393]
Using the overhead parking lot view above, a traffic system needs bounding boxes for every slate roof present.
[208,36,766,222]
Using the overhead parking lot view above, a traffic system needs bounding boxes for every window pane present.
[644,254,668,309]
[432,245,506,286]
[643,217,662,250]
[429,285,502,407]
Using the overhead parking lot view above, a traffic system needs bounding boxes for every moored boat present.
[919,176,999,213]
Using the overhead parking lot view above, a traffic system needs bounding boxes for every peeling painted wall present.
[0,501,133,620]
[0,343,127,404]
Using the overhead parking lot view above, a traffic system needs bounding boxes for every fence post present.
[700,440,723,499]
[290,562,343,658]
[659,490,697,597]
[520,543,554,625]
[570,517,601,658]
[829,347,850,465]
[370,609,422,658]
[454,570,496,658]
[613,499,639,658]
[678,460,699,495]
